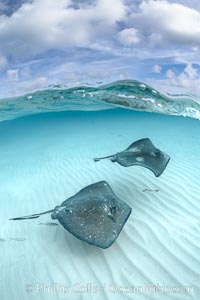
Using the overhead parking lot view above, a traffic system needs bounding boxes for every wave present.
[0,79,200,121]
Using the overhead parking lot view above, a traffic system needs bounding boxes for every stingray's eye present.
[111,155,117,162]
[65,207,73,213]
[155,150,161,157]
[110,206,117,214]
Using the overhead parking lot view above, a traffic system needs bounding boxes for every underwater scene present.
[0,80,199,299]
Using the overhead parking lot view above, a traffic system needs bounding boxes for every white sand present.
[0,109,199,300]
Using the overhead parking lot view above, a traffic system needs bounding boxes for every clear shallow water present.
[0,107,200,299]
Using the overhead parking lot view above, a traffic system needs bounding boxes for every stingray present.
[10,181,131,249]
[94,138,170,177]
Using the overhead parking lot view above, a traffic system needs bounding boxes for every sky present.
[1,0,200,97]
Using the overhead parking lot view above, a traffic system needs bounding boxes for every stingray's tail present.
[9,209,54,221]
[94,154,115,162]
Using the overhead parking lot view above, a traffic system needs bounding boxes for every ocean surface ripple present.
[1,79,200,121]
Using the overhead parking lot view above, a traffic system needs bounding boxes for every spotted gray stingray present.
[10,181,131,249]
[94,138,170,177]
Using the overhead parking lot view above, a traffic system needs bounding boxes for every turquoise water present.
[0,85,200,299]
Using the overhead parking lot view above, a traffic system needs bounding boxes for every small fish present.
[10,238,26,242]
[0,238,6,242]
[142,189,159,192]
[39,222,58,226]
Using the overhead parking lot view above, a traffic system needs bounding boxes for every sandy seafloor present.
[0,108,200,300]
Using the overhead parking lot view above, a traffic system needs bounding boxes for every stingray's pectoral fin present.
[132,151,170,177]
[94,154,116,162]
[153,152,170,177]
[9,209,54,221]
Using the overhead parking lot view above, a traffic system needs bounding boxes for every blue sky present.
[1,0,200,97]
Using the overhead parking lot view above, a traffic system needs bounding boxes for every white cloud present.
[166,69,175,79]
[0,56,7,70]
[118,28,141,46]
[184,63,198,78]
[1,0,200,97]
[152,64,162,73]
[7,69,19,81]
[1,1,200,63]
[133,0,200,47]
[165,63,200,92]
[18,76,48,92]
[0,0,126,59]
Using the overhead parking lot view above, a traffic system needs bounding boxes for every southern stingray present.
[94,138,170,177]
[10,181,131,249]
